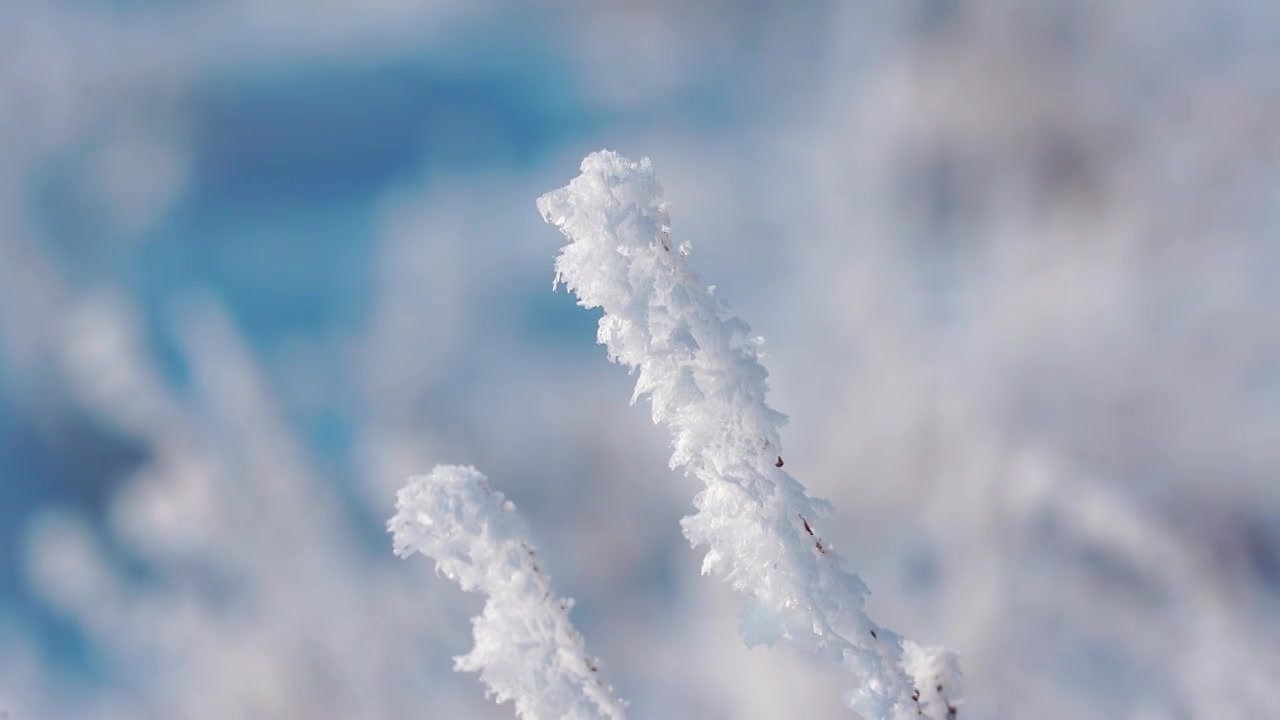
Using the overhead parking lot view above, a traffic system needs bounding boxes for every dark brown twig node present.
[799,514,814,536]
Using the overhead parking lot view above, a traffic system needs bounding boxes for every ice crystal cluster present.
[390,465,626,720]
[537,151,958,718]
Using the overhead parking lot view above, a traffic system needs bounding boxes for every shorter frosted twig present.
[389,465,625,720]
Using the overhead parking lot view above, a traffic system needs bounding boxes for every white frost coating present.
[903,641,962,719]
[537,151,958,720]
[389,465,626,720]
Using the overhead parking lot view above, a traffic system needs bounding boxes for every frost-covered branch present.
[389,465,626,720]
[537,151,959,719]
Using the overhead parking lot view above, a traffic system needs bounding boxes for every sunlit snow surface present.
[2,1,1279,719]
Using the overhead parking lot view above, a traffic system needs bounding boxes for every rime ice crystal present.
[902,641,962,719]
[537,151,958,719]
[389,465,625,720]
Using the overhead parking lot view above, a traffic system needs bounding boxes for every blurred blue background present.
[2,1,1278,718]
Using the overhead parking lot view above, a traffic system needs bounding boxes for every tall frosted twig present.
[537,151,959,719]
[390,465,626,720]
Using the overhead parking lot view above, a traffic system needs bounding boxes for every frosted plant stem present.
[389,465,626,720]
[537,151,959,719]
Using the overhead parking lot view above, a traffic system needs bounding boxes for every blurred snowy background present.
[2,1,1278,718]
